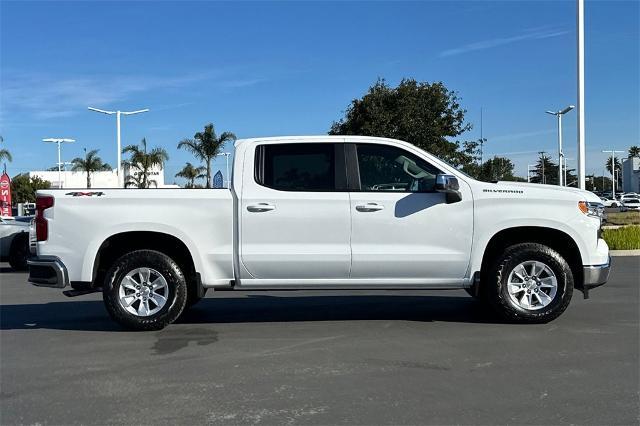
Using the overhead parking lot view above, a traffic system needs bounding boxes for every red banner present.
[0,172,12,217]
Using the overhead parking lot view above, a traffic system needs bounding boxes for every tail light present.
[35,195,54,241]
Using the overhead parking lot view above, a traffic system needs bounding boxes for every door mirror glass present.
[435,174,462,203]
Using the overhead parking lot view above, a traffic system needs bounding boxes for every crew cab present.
[28,136,611,330]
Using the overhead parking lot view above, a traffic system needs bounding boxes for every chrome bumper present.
[27,256,69,288]
[583,256,611,289]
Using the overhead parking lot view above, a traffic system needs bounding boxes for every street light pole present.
[88,107,149,187]
[577,0,586,189]
[527,164,536,183]
[602,150,624,199]
[216,152,231,188]
[546,105,574,186]
[43,138,75,188]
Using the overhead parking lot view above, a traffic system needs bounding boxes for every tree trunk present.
[206,159,212,188]
[86,171,91,188]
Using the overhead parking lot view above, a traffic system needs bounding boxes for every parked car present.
[599,197,619,208]
[620,195,640,212]
[28,136,610,330]
[0,216,32,270]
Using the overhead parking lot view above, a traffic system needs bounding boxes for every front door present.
[348,143,473,282]
[239,142,351,280]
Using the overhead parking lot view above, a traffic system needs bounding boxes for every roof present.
[234,135,406,147]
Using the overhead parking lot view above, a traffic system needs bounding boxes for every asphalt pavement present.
[1,258,639,425]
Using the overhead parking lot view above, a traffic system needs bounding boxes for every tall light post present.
[88,107,149,187]
[43,138,75,188]
[216,152,232,188]
[563,157,573,187]
[602,149,624,199]
[577,0,586,189]
[546,105,575,186]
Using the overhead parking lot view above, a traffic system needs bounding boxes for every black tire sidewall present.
[9,233,29,270]
[103,250,187,331]
[488,243,573,323]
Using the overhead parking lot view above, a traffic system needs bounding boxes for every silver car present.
[0,216,32,270]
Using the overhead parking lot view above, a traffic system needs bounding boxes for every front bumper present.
[583,256,611,290]
[27,256,69,288]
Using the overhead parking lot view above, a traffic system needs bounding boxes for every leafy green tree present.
[71,149,111,188]
[530,154,560,185]
[628,146,640,158]
[122,138,169,189]
[478,156,516,182]
[10,174,51,204]
[0,136,12,163]
[329,79,472,166]
[178,123,236,188]
[175,162,206,188]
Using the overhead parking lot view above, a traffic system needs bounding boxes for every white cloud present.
[490,128,555,142]
[0,71,264,120]
[439,28,570,57]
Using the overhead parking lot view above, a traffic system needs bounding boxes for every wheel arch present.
[92,231,199,291]
[477,226,584,290]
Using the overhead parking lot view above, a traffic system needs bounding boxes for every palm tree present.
[605,156,622,174]
[175,162,206,188]
[629,146,640,159]
[0,136,12,163]
[71,149,111,188]
[122,138,169,188]
[178,123,236,188]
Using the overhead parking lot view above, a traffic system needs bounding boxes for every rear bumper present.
[27,256,69,288]
[583,256,611,290]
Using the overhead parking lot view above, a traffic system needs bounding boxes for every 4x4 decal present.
[65,191,105,197]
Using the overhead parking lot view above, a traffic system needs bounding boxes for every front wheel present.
[486,243,573,323]
[103,250,187,331]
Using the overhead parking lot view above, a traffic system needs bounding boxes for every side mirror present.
[435,174,462,203]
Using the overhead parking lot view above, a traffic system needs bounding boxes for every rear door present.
[239,142,351,280]
[348,142,473,281]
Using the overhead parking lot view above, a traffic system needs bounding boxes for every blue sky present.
[1,0,638,185]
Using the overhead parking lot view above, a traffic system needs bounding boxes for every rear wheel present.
[486,243,573,323]
[103,250,187,331]
[9,233,29,271]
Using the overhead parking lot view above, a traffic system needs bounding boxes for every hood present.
[494,181,601,202]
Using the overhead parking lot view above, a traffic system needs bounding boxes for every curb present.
[610,250,640,257]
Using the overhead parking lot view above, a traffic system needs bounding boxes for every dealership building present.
[622,157,640,193]
[29,164,171,189]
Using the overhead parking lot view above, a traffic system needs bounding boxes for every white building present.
[622,157,640,193]
[30,163,171,189]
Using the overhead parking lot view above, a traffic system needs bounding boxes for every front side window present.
[356,144,441,192]
[257,143,336,191]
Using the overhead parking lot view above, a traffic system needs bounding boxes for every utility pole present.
[546,105,575,186]
[538,151,547,184]
[43,138,75,188]
[602,150,624,198]
[88,107,149,187]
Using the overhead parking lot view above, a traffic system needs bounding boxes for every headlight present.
[578,201,604,218]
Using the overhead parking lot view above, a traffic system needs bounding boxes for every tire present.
[8,233,29,271]
[485,243,573,323]
[611,203,617,208]
[102,250,187,331]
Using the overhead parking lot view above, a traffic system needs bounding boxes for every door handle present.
[355,203,384,212]
[247,203,276,212]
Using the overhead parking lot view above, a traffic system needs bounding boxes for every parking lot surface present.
[1,257,639,425]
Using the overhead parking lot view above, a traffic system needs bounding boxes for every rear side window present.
[256,143,336,191]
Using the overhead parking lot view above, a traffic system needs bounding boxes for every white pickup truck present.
[28,136,610,330]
